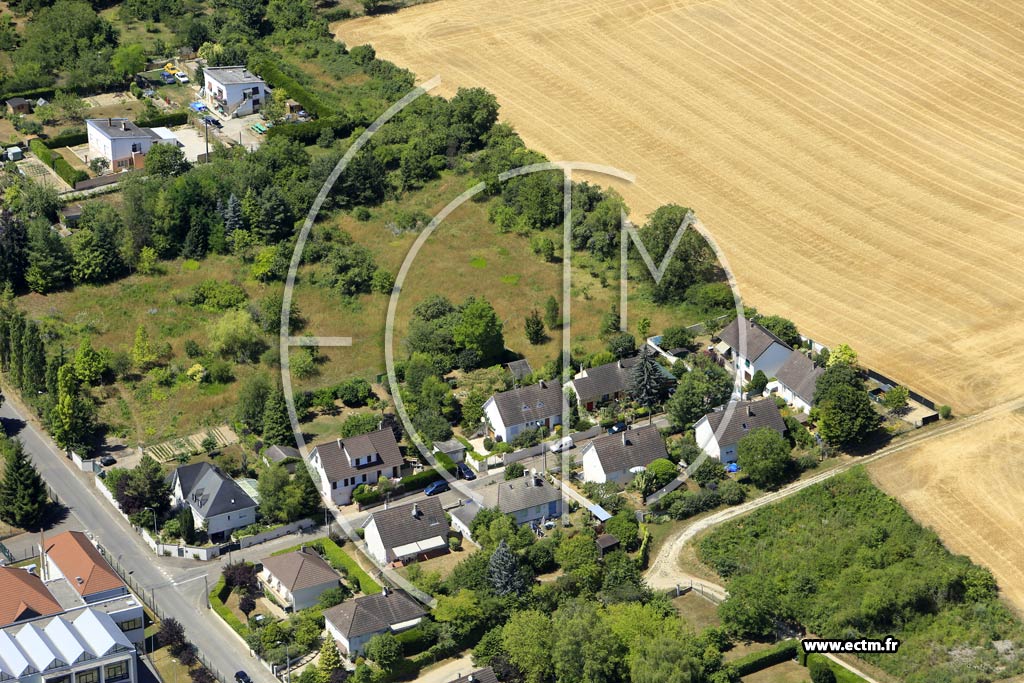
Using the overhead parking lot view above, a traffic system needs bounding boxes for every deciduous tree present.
[736,427,791,489]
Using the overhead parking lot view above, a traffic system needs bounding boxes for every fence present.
[863,367,936,410]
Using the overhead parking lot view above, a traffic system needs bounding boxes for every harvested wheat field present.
[339,0,1024,415]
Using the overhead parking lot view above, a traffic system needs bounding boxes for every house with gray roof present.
[716,318,793,383]
[506,359,533,382]
[433,438,466,464]
[580,424,669,485]
[768,350,823,414]
[259,547,340,611]
[86,118,179,171]
[693,399,787,464]
[450,472,562,541]
[324,588,426,658]
[568,355,675,412]
[363,498,449,566]
[449,668,499,683]
[482,380,565,443]
[169,462,257,541]
[263,444,301,473]
[309,428,403,506]
[203,66,271,117]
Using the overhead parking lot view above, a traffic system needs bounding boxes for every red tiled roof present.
[0,567,61,626]
[45,531,125,597]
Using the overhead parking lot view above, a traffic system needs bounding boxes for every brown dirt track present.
[339,0,1024,612]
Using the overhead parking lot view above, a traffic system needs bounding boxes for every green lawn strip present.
[270,538,381,594]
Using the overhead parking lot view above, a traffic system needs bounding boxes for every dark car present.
[424,480,450,496]
[456,462,476,481]
[160,71,175,84]
[235,672,252,683]
[607,422,627,435]
[99,455,116,467]
[202,115,223,129]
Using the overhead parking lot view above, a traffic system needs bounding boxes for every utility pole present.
[203,119,210,162]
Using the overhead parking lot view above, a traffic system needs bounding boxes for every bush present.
[53,157,88,186]
[809,658,837,683]
[938,404,952,419]
[504,463,525,480]
[352,484,382,507]
[731,640,798,676]
[718,480,747,506]
[43,131,88,148]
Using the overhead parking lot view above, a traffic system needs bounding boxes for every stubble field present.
[339,0,1024,612]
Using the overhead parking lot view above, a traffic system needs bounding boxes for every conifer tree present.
[25,221,71,294]
[317,639,342,683]
[21,320,46,395]
[131,325,156,370]
[262,385,295,447]
[7,313,24,389]
[0,439,48,530]
[488,539,527,596]
[524,309,545,345]
[223,193,244,236]
[630,345,668,421]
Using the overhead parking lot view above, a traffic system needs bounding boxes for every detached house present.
[694,399,786,464]
[451,472,562,541]
[203,66,271,117]
[717,319,793,383]
[568,355,674,412]
[482,380,565,443]
[259,547,340,611]
[309,428,403,506]
[169,463,258,541]
[324,588,426,658]
[86,118,179,171]
[363,498,449,567]
[580,424,668,485]
[768,351,823,414]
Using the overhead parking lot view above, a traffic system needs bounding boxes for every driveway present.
[171,125,214,162]
[411,653,475,683]
[219,115,264,151]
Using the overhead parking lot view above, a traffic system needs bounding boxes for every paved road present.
[0,395,278,683]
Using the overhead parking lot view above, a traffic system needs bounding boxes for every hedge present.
[637,523,652,569]
[29,138,56,165]
[319,538,381,594]
[353,486,383,507]
[54,157,88,186]
[265,114,354,144]
[399,464,457,493]
[136,111,189,128]
[395,626,433,656]
[249,58,334,119]
[209,576,249,638]
[43,131,88,149]
[732,640,799,676]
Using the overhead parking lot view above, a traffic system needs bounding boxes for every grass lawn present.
[399,544,475,581]
[149,645,193,683]
[671,591,721,631]
[740,659,808,683]
[99,8,177,54]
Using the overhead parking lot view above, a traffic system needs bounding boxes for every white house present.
[580,424,669,485]
[324,588,426,658]
[169,463,257,542]
[309,428,403,506]
[363,498,449,567]
[482,380,565,443]
[768,350,824,414]
[203,66,271,117]
[0,606,139,683]
[694,399,787,464]
[86,118,179,171]
[717,318,793,383]
[451,472,562,541]
[259,547,340,611]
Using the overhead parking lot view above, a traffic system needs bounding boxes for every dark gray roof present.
[6,98,27,106]
[87,118,159,140]
[264,445,300,463]
[171,462,256,517]
[260,547,339,592]
[572,355,674,404]
[506,359,533,381]
[478,475,561,514]
[700,399,786,448]
[584,424,668,475]
[367,498,448,556]
[312,428,403,483]
[488,381,564,427]
[323,589,426,640]
[433,439,465,456]
[596,534,620,550]
[718,318,790,362]
[450,668,499,683]
[204,66,265,85]
[774,351,823,404]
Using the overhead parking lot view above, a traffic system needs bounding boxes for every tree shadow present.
[0,415,26,439]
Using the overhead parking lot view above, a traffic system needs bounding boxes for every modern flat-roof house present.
[259,547,340,611]
[86,118,180,171]
[482,380,565,443]
[0,568,62,628]
[694,399,787,464]
[169,463,257,542]
[309,428,403,506]
[449,668,499,683]
[580,424,669,485]
[0,606,138,683]
[324,588,426,658]
[568,355,675,412]
[768,351,824,414]
[717,318,793,383]
[363,498,449,567]
[203,66,271,117]
[43,532,128,605]
[451,473,562,541]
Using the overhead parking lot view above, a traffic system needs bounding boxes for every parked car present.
[202,115,222,129]
[424,480,450,496]
[99,456,116,467]
[456,462,476,481]
[234,672,252,683]
[550,436,574,453]
[607,422,627,435]
[174,72,190,84]
[160,72,175,85]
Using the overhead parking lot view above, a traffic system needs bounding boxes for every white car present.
[174,72,190,84]
[550,436,574,453]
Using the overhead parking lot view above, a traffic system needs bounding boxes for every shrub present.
[809,658,837,683]
[718,480,747,506]
[938,404,952,419]
[504,463,525,480]
[249,58,334,119]
[731,640,798,676]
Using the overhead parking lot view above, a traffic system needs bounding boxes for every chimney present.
[746,405,752,417]
[621,433,627,446]
[539,379,546,389]
[412,503,420,518]
[381,586,389,596]
[617,359,623,369]
[107,117,111,126]
[121,120,127,131]
[468,676,476,683]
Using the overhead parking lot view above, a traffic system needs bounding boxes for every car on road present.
[456,462,476,480]
[424,480,449,496]
[174,72,190,84]
[99,456,116,467]
[607,422,627,435]
[202,115,222,129]
[234,672,252,683]
[550,436,574,452]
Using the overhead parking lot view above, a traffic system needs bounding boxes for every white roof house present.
[203,66,271,117]
[86,118,179,171]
